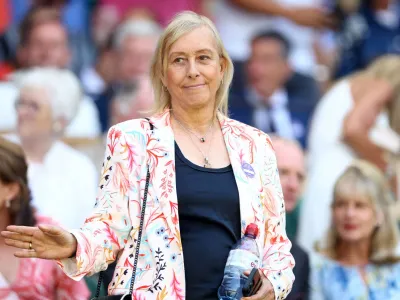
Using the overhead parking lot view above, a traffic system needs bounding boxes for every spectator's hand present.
[241,269,274,300]
[1,224,77,259]
[285,7,336,29]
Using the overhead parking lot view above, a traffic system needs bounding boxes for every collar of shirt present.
[246,87,288,110]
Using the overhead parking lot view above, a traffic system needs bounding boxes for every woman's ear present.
[219,56,226,76]
[53,117,67,133]
[5,182,20,204]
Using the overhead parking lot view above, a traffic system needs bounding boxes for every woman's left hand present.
[241,269,275,300]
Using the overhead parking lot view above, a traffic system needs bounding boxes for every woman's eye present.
[199,55,210,60]
[173,57,185,63]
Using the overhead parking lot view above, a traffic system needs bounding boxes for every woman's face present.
[333,195,378,243]
[164,26,224,112]
[16,86,55,140]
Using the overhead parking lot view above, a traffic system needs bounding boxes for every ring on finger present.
[29,241,32,250]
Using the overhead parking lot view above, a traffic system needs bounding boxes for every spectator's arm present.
[259,134,295,300]
[228,0,334,29]
[342,80,392,170]
[228,0,288,16]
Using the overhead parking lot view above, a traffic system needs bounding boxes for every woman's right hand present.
[1,224,77,259]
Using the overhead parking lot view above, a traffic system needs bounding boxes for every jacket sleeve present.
[259,135,295,300]
[58,124,145,280]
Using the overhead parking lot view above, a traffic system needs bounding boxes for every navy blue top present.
[175,142,241,300]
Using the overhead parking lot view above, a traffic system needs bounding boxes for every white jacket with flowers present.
[59,110,295,299]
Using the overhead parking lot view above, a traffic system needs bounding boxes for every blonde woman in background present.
[298,55,400,253]
[311,160,400,299]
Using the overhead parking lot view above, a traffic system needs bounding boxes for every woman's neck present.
[336,239,371,266]
[20,137,55,163]
[170,104,218,135]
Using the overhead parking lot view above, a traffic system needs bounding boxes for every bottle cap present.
[245,223,259,237]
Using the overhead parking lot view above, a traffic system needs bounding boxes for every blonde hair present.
[316,160,400,264]
[362,55,400,135]
[149,11,234,116]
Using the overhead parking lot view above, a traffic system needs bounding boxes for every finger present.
[38,224,62,236]
[14,250,38,258]
[6,225,38,236]
[4,238,32,250]
[242,283,269,300]
[242,277,271,300]
[1,231,33,242]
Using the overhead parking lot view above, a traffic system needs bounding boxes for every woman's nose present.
[187,60,200,78]
[345,206,356,217]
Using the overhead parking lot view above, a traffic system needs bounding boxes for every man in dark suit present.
[229,30,320,149]
[271,136,309,300]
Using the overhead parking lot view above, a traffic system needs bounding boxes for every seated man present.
[271,135,309,300]
[229,30,320,148]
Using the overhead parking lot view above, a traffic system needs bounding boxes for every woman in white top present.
[8,67,98,229]
[298,55,400,253]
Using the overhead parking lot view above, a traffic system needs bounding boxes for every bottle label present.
[225,249,260,271]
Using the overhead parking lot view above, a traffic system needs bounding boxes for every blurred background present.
[1,0,400,299]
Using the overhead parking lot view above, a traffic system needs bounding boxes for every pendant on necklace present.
[200,137,205,143]
[204,157,210,168]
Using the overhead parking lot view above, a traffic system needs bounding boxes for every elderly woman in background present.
[2,12,294,300]
[311,160,400,299]
[6,68,98,229]
[0,137,90,299]
[298,55,400,253]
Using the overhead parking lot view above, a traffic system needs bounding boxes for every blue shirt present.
[311,253,400,300]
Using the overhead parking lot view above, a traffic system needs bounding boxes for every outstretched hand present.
[1,224,77,259]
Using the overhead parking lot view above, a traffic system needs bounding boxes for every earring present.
[53,121,62,133]
[163,85,168,92]
[221,78,224,86]
[5,199,10,208]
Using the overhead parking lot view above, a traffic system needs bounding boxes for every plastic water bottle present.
[218,223,260,300]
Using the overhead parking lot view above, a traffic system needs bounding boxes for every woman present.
[1,12,294,300]
[0,137,90,299]
[6,67,98,230]
[298,55,400,253]
[311,160,400,299]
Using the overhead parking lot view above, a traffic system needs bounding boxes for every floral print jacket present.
[59,110,295,299]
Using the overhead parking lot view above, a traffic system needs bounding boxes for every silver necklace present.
[173,115,215,168]
[188,127,215,168]
[173,115,213,143]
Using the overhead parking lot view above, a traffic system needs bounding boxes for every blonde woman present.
[298,55,400,253]
[311,160,400,299]
[1,12,294,300]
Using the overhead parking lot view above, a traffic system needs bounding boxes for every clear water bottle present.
[218,223,260,300]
